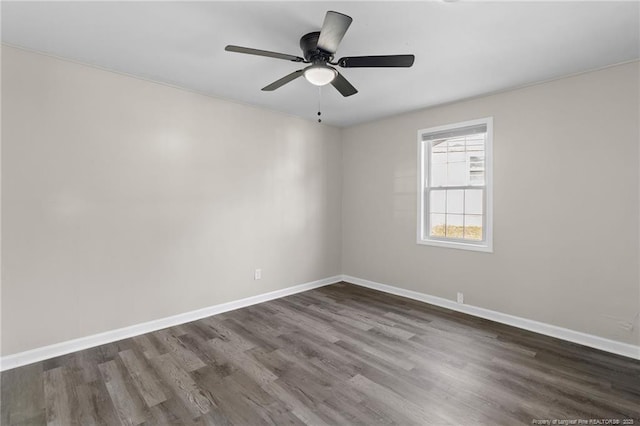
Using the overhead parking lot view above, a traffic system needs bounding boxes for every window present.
[417,117,493,252]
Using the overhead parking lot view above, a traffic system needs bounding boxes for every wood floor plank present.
[207,339,278,386]
[221,318,280,352]
[97,360,148,426]
[174,331,236,379]
[3,282,639,425]
[77,379,121,426]
[152,329,206,372]
[1,363,45,425]
[259,380,331,426]
[148,353,213,418]
[269,300,343,341]
[71,382,102,426]
[348,373,440,424]
[323,394,395,425]
[198,319,255,351]
[43,367,72,426]
[118,349,167,407]
[221,371,299,425]
[131,335,163,359]
[149,394,207,426]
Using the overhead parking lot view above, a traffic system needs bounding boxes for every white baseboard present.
[0,275,342,372]
[3,274,637,371]
[342,275,640,360]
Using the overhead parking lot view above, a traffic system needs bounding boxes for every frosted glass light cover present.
[304,66,337,86]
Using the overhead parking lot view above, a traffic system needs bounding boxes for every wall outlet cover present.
[457,292,464,304]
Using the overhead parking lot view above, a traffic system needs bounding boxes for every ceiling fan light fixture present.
[304,65,337,86]
[227,11,414,97]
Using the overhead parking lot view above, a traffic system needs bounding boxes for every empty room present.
[1,1,639,425]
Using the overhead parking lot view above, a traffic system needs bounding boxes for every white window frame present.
[417,117,493,253]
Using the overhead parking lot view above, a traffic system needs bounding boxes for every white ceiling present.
[2,1,639,127]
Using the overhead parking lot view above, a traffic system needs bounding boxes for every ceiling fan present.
[225,11,415,97]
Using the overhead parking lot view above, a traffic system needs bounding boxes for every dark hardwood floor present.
[2,282,639,425]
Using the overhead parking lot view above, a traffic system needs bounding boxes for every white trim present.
[417,117,494,253]
[0,275,342,372]
[4,274,637,370]
[416,238,493,253]
[342,275,640,360]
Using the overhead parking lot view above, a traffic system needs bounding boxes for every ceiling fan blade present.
[317,11,353,54]
[262,70,304,91]
[331,72,358,97]
[337,55,415,68]
[225,45,304,62]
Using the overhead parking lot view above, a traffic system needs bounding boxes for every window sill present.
[417,238,493,253]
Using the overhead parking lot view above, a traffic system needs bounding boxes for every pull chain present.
[317,86,322,123]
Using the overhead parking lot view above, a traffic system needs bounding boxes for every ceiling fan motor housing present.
[300,32,331,63]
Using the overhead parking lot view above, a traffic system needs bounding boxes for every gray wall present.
[1,46,343,355]
[341,61,640,345]
[2,46,638,356]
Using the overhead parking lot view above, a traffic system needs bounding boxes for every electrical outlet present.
[254,269,262,280]
[457,292,464,304]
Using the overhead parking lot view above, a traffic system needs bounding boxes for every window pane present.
[464,214,483,241]
[448,138,465,152]
[448,151,465,163]
[469,154,485,185]
[446,214,464,238]
[446,189,463,214]
[432,152,446,164]
[467,137,485,150]
[469,155,485,165]
[469,171,485,185]
[447,162,466,186]
[430,214,446,237]
[432,141,447,153]
[431,164,446,187]
[430,190,446,214]
[464,189,483,215]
